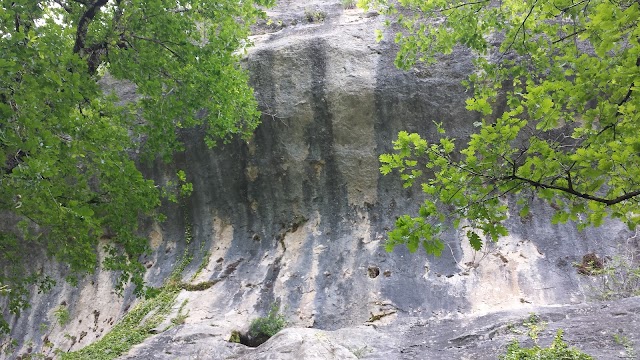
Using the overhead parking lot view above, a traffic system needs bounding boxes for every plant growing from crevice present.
[342,0,357,9]
[1,338,16,356]
[350,345,372,358]
[229,330,241,344]
[575,253,605,275]
[613,333,637,359]
[171,299,190,326]
[304,9,326,23]
[250,305,286,338]
[61,284,179,360]
[179,280,219,291]
[53,306,70,327]
[171,246,220,291]
[501,329,593,359]
[507,313,547,344]
[265,18,285,28]
[191,250,211,282]
[523,313,546,344]
[60,252,194,360]
[584,246,640,300]
[38,323,49,334]
[236,304,286,347]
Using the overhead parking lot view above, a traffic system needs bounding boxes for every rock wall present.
[2,1,638,359]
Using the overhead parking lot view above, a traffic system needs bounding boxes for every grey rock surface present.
[2,0,640,359]
[121,297,640,359]
[394,296,640,360]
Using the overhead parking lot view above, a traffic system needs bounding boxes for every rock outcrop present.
[122,296,640,359]
[2,0,639,359]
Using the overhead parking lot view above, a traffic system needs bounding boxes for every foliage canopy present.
[362,0,640,254]
[0,0,272,334]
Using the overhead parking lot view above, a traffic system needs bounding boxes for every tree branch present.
[73,0,109,55]
[84,41,108,74]
[498,0,538,62]
[593,56,639,138]
[442,0,490,11]
[616,56,640,108]
[552,29,585,44]
[53,0,72,13]
[506,174,640,206]
[129,35,183,60]
[554,0,590,13]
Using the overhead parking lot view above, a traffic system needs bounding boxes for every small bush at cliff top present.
[501,330,593,360]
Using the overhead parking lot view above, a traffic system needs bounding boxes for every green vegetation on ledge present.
[60,250,195,360]
[502,330,593,360]
[61,285,179,360]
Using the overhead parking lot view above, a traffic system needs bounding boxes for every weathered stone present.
[121,298,640,359]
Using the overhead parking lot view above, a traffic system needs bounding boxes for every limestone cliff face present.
[3,1,638,359]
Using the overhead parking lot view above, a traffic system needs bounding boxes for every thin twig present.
[442,0,490,11]
[130,35,183,59]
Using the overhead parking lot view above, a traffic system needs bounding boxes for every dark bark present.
[73,0,109,55]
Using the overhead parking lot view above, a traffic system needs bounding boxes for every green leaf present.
[75,206,94,218]
[467,231,483,251]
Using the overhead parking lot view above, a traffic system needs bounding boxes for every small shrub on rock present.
[501,330,593,359]
[575,253,604,275]
[243,305,286,347]
[228,330,241,344]
[304,9,326,23]
[342,0,356,9]
[589,249,640,300]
